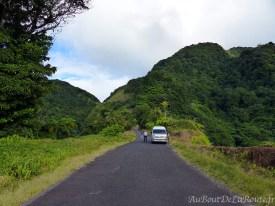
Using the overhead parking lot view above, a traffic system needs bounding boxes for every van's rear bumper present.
[151,138,168,143]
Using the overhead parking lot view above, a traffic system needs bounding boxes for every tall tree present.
[0,0,91,136]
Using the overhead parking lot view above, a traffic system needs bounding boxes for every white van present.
[151,126,168,143]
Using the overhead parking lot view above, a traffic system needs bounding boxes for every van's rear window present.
[153,129,166,134]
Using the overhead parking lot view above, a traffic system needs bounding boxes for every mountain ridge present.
[86,42,275,146]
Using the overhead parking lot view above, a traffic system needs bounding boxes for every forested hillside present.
[36,80,99,138]
[86,42,275,146]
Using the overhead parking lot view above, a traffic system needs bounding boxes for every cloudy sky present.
[49,0,275,101]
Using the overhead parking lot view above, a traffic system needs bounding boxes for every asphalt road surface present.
[26,132,243,206]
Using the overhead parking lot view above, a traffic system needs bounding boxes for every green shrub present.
[145,122,155,130]
[172,119,204,130]
[191,132,211,146]
[156,117,175,127]
[100,124,124,137]
[257,141,275,147]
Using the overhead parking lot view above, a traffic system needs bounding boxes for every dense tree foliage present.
[85,101,136,134]
[86,43,275,146]
[0,29,56,136]
[36,80,99,138]
[0,0,90,137]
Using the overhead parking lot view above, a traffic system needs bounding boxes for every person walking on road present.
[143,130,148,143]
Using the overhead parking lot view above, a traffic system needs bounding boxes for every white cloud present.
[50,0,275,99]
[50,51,130,101]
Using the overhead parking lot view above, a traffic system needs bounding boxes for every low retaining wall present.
[171,130,275,168]
[213,146,275,168]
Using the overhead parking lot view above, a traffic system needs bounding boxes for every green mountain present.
[86,42,275,146]
[36,80,100,138]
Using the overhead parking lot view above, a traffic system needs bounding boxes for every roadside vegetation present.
[169,122,275,205]
[0,132,135,206]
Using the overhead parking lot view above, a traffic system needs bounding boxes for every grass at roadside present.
[0,132,135,206]
[171,138,275,205]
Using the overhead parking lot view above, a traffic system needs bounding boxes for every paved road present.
[26,132,243,206]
